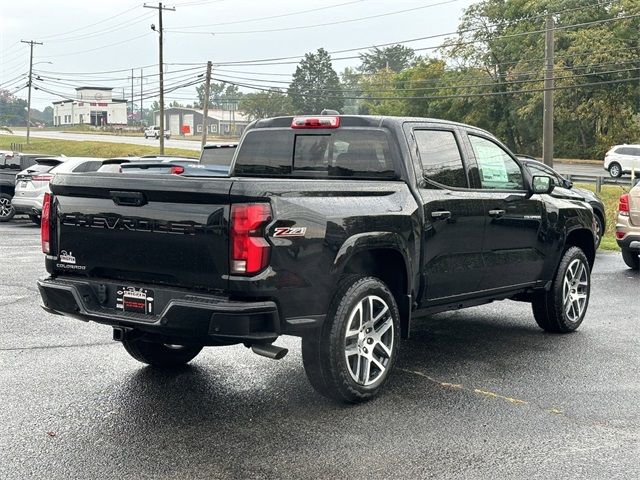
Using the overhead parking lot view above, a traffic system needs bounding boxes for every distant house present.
[154,107,250,137]
[52,87,127,127]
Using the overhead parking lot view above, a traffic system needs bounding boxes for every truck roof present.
[251,115,494,137]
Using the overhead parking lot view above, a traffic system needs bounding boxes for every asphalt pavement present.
[1,218,639,479]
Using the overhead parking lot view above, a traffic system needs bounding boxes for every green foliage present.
[0,89,28,126]
[239,90,293,120]
[339,0,640,159]
[195,82,242,110]
[288,48,343,114]
[359,44,415,74]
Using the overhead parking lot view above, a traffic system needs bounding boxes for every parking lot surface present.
[1,218,639,479]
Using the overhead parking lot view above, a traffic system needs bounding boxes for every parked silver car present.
[12,157,103,224]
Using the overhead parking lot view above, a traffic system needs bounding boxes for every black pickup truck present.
[38,115,596,402]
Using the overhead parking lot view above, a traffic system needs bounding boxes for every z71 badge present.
[273,227,307,237]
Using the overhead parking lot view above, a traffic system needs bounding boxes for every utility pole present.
[140,68,144,126]
[201,60,212,149]
[542,15,554,168]
[144,2,175,154]
[130,68,134,126]
[21,39,43,145]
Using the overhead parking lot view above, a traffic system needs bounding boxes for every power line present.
[45,12,156,44]
[166,0,462,35]
[169,0,365,29]
[41,32,153,59]
[38,4,144,40]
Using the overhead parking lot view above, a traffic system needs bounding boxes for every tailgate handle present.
[110,191,147,207]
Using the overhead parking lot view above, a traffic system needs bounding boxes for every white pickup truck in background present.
[144,126,171,140]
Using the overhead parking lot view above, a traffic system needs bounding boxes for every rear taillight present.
[619,194,630,216]
[32,174,53,182]
[41,192,52,254]
[170,165,185,175]
[230,203,271,274]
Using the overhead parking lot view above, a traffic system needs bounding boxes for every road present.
[1,219,639,479]
[7,130,611,176]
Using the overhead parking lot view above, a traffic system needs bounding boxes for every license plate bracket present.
[116,286,154,315]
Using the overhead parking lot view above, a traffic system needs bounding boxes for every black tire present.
[301,275,400,403]
[122,337,202,367]
[593,214,603,249]
[0,193,15,222]
[28,214,40,225]
[621,248,640,270]
[608,162,622,178]
[532,246,591,333]
[144,134,148,139]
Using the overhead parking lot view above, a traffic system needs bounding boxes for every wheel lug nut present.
[363,347,368,354]
[366,328,371,333]
[367,338,373,344]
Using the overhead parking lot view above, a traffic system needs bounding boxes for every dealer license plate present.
[116,286,154,315]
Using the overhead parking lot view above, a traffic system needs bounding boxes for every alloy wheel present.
[344,295,394,386]
[0,197,14,219]
[562,258,589,323]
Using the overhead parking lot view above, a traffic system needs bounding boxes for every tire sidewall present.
[553,247,591,331]
[609,162,621,178]
[0,193,15,222]
[326,277,400,398]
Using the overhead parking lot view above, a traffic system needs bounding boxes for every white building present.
[52,87,128,127]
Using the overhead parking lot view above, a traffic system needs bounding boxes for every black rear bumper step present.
[37,276,281,345]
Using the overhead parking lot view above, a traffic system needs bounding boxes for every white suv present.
[604,144,640,178]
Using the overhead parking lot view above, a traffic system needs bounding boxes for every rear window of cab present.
[233,128,396,179]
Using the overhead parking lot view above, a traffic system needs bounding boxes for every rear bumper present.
[38,276,282,345]
[615,215,640,250]
[11,196,42,215]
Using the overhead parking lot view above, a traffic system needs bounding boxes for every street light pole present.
[144,2,175,155]
[21,39,43,145]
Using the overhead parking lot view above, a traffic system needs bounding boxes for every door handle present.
[431,210,451,221]
[488,209,506,218]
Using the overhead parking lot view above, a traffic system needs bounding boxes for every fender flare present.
[331,231,413,338]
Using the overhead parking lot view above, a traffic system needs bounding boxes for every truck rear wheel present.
[122,337,202,367]
[301,275,400,403]
[621,248,640,270]
[532,246,591,333]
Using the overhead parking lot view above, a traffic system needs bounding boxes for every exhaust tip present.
[251,343,288,360]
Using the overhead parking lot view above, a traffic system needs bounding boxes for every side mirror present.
[531,175,554,194]
[563,178,573,189]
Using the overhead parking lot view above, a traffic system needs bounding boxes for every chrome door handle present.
[431,210,451,220]
[488,209,506,218]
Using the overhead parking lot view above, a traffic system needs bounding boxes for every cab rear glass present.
[233,128,396,179]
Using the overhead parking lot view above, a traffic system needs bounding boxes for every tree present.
[0,89,27,126]
[359,44,415,74]
[288,48,343,114]
[42,106,54,125]
[239,90,292,120]
[195,82,243,110]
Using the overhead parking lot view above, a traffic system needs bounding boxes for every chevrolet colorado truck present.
[38,115,596,402]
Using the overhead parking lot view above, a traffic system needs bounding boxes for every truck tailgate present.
[49,173,232,292]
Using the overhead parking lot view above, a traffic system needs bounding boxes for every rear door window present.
[414,129,468,188]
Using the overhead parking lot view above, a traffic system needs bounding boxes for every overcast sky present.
[0,0,476,110]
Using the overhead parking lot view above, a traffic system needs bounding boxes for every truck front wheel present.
[122,337,202,367]
[531,246,591,333]
[301,275,400,403]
